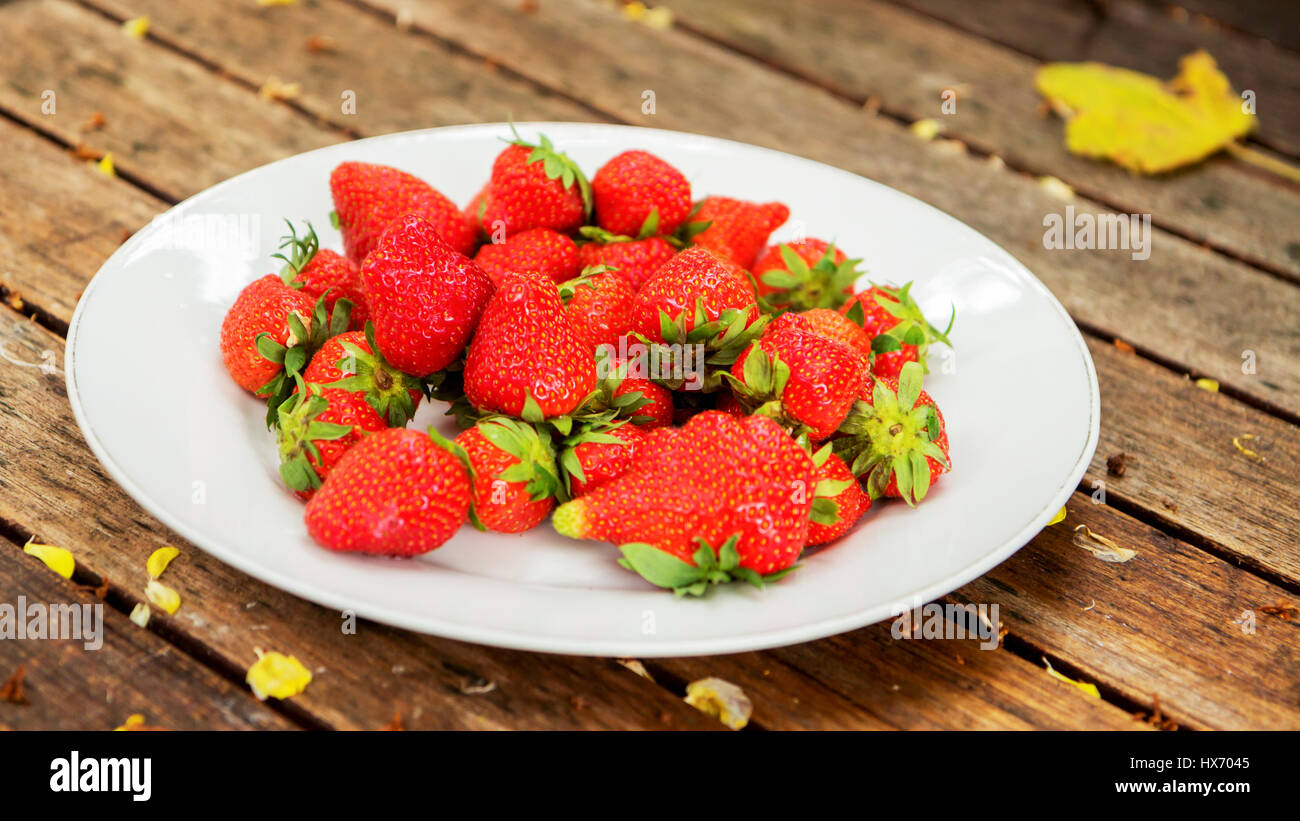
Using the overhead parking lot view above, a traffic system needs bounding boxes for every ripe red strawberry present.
[329,161,476,262]
[559,421,643,498]
[587,354,675,428]
[360,214,493,378]
[302,329,423,427]
[690,196,790,269]
[220,274,318,396]
[455,417,561,533]
[304,428,472,556]
[464,270,597,419]
[612,374,672,428]
[839,282,954,379]
[833,361,950,506]
[560,266,635,351]
[552,412,816,592]
[728,313,866,441]
[752,240,861,312]
[474,228,580,287]
[576,229,677,291]
[630,247,758,344]
[591,150,692,237]
[480,129,590,236]
[275,378,387,500]
[806,446,870,546]
[800,308,874,368]
[274,221,370,330]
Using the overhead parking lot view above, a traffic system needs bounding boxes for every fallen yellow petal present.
[1073,525,1137,563]
[129,603,151,628]
[909,118,942,141]
[1195,377,1219,392]
[1043,657,1101,699]
[258,76,302,102]
[622,1,648,21]
[1232,433,1264,462]
[246,650,312,701]
[94,153,116,178]
[684,677,752,730]
[147,546,180,579]
[641,6,674,29]
[1038,175,1075,200]
[121,15,150,38]
[23,539,75,579]
[145,579,181,614]
[115,714,146,731]
[1048,506,1068,526]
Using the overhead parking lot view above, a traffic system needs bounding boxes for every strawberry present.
[275,376,387,499]
[304,428,472,556]
[752,240,861,312]
[839,282,954,379]
[455,417,562,533]
[558,421,643,498]
[360,214,494,378]
[630,247,759,345]
[464,184,488,241]
[800,308,874,369]
[329,161,476,262]
[474,227,580,287]
[690,196,790,269]
[273,221,370,331]
[806,445,870,546]
[463,270,597,419]
[591,150,692,237]
[833,361,951,506]
[480,128,591,236]
[302,329,423,427]
[728,313,866,441]
[586,353,675,428]
[559,265,635,351]
[552,412,816,593]
[220,274,318,396]
[576,228,677,291]
[611,374,673,428]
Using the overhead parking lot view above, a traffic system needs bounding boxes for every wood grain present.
[0,539,293,730]
[354,0,1300,418]
[1162,0,1300,52]
[892,0,1300,157]
[674,0,1300,281]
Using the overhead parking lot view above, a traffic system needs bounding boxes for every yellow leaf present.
[145,579,181,614]
[684,677,752,730]
[246,650,312,701]
[23,539,74,579]
[1043,657,1101,699]
[1036,50,1256,174]
[147,546,180,579]
[121,16,150,38]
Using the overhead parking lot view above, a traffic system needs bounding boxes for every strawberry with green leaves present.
[473,227,580,287]
[576,227,677,291]
[302,328,424,428]
[464,270,597,420]
[630,247,759,345]
[833,361,951,506]
[753,240,862,312]
[304,428,472,556]
[329,161,476,262]
[560,265,635,352]
[690,196,790,269]
[591,150,692,237]
[552,412,816,594]
[727,313,866,441]
[360,214,494,378]
[558,421,643,498]
[481,128,591,236]
[273,220,370,330]
[839,282,954,379]
[220,275,319,396]
[275,375,387,500]
[455,417,562,533]
[806,445,870,546]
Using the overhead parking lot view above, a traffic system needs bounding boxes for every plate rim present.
[64,121,1100,657]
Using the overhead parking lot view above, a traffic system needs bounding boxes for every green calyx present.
[832,361,948,507]
[719,343,822,441]
[272,219,322,285]
[427,426,486,531]
[665,199,712,249]
[473,415,565,504]
[646,299,770,391]
[255,292,354,429]
[852,281,956,369]
[617,535,799,597]
[571,354,658,426]
[557,265,618,305]
[507,125,593,218]
[556,419,633,495]
[319,322,422,428]
[808,442,853,526]
[757,243,864,313]
[275,374,355,493]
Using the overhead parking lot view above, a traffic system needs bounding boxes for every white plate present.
[66,123,1098,657]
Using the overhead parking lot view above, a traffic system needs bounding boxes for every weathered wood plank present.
[0,318,723,730]
[0,540,294,730]
[355,0,1300,419]
[964,491,1300,730]
[1162,0,1300,52]
[892,0,1300,157]
[674,0,1300,281]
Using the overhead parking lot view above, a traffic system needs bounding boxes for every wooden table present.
[0,0,1296,731]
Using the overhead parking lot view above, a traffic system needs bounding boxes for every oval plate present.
[66,123,1098,657]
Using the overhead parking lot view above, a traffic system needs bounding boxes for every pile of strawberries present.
[219,128,954,596]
